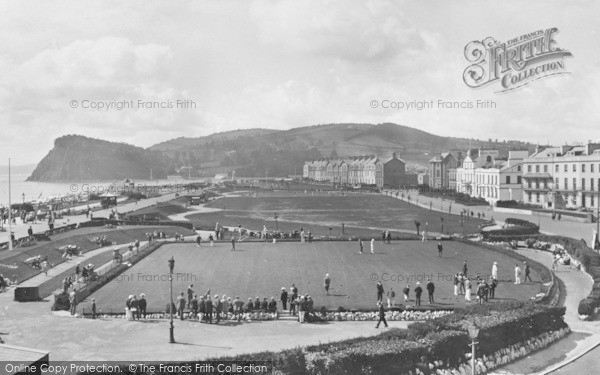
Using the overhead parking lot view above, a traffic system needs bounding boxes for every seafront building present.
[521,144,600,209]
[303,153,417,188]
[454,149,527,205]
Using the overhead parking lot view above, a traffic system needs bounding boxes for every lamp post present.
[467,323,480,375]
[168,256,175,343]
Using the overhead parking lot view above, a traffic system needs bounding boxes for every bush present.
[578,299,595,316]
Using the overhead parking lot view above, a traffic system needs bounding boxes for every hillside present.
[27,124,536,181]
[27,135,175,181]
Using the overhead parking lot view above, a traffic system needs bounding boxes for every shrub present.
[578,299,595,316]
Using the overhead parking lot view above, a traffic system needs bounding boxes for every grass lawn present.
[188,194,484,236]
[87,240,541,313]
[0,225,196,283]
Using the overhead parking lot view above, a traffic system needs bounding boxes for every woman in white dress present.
[125,295,133,320]
[464,278,472,302]
[492,262,498,280]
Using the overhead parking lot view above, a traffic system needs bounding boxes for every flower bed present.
[481,218,539,241]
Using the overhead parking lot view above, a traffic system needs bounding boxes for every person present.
[453,274,460,296]
[300,229,305,243]
[482,279,489,302]
[177,292,186,320]
[458,273,465,294]
[298,296,306,323]
[130,295,140,320]
[139,293,147,319]
[370,238,375,254]
[135,239,140,252]
[558,213,562,220]
[289,289,297,316]
[476,280,485,304]
[375,301,388,328]
[280,287,288,310]
[191,295,199,319]
[402,284,410,302]
[492,262,498,281]
[231,237,236,251]
[359,239,363,254]
[324,274,331,295]
[245,298,254,313]
[268,297,277,313]
[426,279,435,304]
[75,263,81,282]
[91,298,96,319]
[291,283,298,295]
[196,235,202,247]
[27,225,33,239]
[208,234,214,246]
[414,282,423,307]
[376,281,384,302]
[437,242,443,257]
[465,278,472,302]
[198,296,206,322]
[187,284,194,306]
[462,260,468,278]
[381,231,386,244]
[125,295,132,320]
[234,296,244,321]
[489,277,497,299]
[215,222,220,240]
[514,264,522,285]
[205,295,213,324]
[260,297,268,311]
[524,261,532,282]
[552,254,560,270]
[387,287,396,308]
[215,295,223,323]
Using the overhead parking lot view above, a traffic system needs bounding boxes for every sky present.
[1,0,599,165]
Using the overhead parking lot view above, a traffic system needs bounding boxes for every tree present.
[414,220,421,236]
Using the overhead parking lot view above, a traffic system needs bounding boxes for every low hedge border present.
[83,302,562,375]
[481,218,540,241]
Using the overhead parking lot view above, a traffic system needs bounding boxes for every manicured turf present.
[0,226,196,283]
[189,194,483,236]
[87,240,541,313]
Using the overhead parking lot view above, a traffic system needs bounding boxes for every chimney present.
[392,152,397,159]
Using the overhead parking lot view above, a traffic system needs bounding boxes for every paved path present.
[384,190,600,374]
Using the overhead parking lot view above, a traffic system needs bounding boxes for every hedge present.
[81,302,566,375]
[480,218,539,241]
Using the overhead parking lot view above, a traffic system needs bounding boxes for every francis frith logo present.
[463,28,572,92]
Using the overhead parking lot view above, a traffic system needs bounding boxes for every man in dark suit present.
[176,292,186,320]
[375,301,388,328]
[376,281,384,302]
[414,282,423,307]
[524,261,532,282]
[426,279,435,304]
[205,295,213,324]
[463,260,468,278]
[139,293,147,319]
[280,287,288,310]
[215,294,223,323]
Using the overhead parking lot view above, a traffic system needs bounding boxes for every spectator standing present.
[514,264,522,285]
[370,238,375,254]
[414,282,423,307]
[386,288,396,308]
[324,274,331,295]
[177,292,186,320]
[524,262,532,282]
[426,279,435,304]
[139,293,147,319]
[492,262,498,280]
[91,298,96,319]
[402,284,410,302]
[376,281,384,302]
[280,287,288,310]
[437,242,443,257]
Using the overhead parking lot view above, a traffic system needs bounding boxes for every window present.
[592,195,595,207]
[436,170,440,177]
[592,164,595,173]
[573,178,577,190]
[582,164,586,173]
[517,176,522,184]
[544,165,548,173]
[528,192,532,202]
[564,164,567,172]
[517,165,521,172]
[535,165,540,173]
[591,178,595,191]
[528,180,532,188]
[555,165,559,172]
[564,178,568,189]
[506,176,511,184]
[555,178,559,188]
[528,165,532,173]
[573,164,577,172]
[536,192,540,203]
[582,178,586,190]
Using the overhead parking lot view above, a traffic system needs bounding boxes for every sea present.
[0,173,208,206]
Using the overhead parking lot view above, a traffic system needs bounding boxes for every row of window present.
[527,163,600,174]
[526,192,595,207]
[527,178,600,191]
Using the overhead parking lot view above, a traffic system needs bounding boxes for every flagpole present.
[8,158,13,251]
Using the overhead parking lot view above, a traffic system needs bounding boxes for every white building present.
[522,144,600,209]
